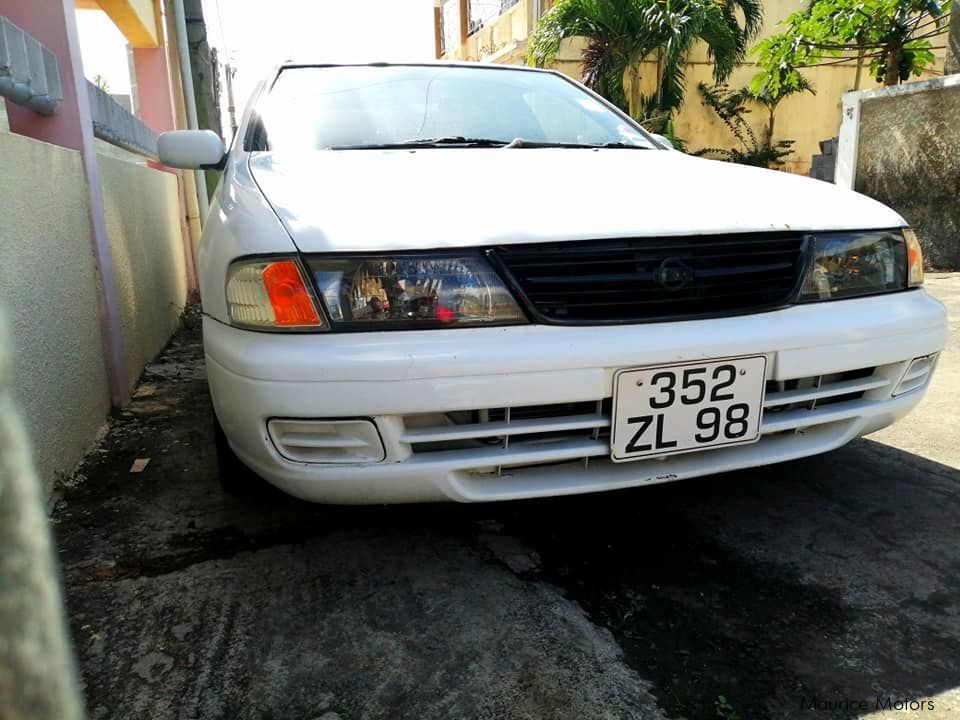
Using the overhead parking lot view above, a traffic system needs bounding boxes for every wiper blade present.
[405,136,510,147]
[329,137,652,150]
[503,138,651,149]
[330,136,510,150]
[597,141,652,149]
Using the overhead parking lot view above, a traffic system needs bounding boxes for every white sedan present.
[158,62,947,504]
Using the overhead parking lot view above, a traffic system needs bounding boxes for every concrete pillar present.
[836,90,863,190]
[135,45,198,291]
[947,12,960,75]
[183,0,221,201]
[132,47,175,133]
[0,0,129,408]
[163,0,204,260]
[131,17,198,292]
[459,0,469,44]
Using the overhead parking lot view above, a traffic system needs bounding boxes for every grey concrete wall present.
[99,155,187,393]
[0,132,112,492]
[809,138,837,183]
[855,80,960,269]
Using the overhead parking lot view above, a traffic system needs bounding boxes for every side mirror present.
[650,133,674,150]
[157,130,225,169]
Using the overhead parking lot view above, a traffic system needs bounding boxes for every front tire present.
[213,412,264,496]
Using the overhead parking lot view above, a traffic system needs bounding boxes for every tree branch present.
[795,52,884,67]
[908,10,950,35]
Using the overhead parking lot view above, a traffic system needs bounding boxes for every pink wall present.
[0,0,87,150]
[132,47,175,133]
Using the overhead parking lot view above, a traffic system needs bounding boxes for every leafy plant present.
[693,82,799,167]
[751,0,950,93]
[746,73,815,151]
[527,0,764,131]
[659,117,688,152]
[715,695,742,720]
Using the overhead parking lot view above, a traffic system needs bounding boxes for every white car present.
[158,62,947,504]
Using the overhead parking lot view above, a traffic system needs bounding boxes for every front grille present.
[400,365,886,475]
[491,233,808,323]
[403,400,610,456]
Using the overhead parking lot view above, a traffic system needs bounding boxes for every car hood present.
[248,149,905,253]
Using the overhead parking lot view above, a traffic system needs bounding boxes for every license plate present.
[611,356,767,462]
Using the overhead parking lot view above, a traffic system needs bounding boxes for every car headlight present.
[304,253,526,330]
[798,229,922,302]
[226,258,326,330]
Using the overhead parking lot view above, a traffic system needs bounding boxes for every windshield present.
[248,65,655,151]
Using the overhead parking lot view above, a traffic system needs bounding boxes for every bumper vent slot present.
[402,366,885,474]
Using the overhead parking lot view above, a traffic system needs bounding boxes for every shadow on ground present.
[53,319,960,720]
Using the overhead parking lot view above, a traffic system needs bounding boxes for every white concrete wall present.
[99,155,187,392]
[0,132,112,491]
[0,131,189,493]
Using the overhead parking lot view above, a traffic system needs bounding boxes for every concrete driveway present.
[53,276,960,720]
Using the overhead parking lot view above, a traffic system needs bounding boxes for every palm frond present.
[580,37,630,110]
[529,0,767,120]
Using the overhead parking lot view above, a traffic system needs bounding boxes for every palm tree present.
[746,73,815,150]
[528,0,764,129]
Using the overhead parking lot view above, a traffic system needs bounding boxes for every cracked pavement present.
[53,275,960,720]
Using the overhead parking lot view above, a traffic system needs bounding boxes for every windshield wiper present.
[329,137,652,150]
[330,136,510,150]
[502,138,651,149]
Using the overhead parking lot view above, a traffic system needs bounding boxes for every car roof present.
[275,60,554,74]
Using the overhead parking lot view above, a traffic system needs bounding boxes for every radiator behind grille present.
[491,233,807,323]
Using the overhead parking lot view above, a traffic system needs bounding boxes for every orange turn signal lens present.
[903,228,924,287]
[226,258,324,330]
[261,261,321,326]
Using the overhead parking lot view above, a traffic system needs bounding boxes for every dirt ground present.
[52,275,960,720]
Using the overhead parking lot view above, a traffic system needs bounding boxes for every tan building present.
[432,0,947,174]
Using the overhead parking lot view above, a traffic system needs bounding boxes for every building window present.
[469,0,521,35]
[441,0,460,53]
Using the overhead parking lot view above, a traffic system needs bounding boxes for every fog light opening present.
[892,354,938,397]
[267,419,385,464]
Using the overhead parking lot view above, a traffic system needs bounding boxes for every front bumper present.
[204,290,948,504]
